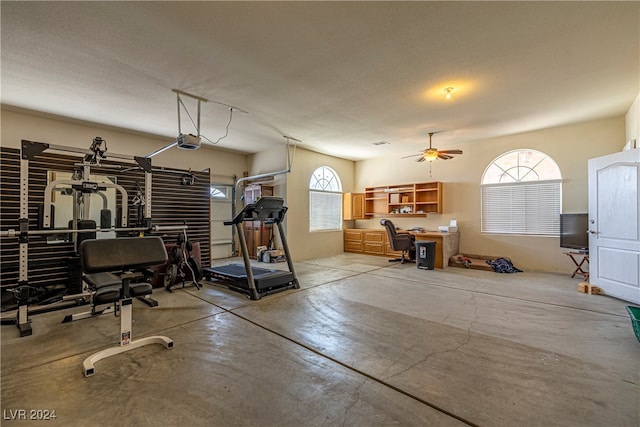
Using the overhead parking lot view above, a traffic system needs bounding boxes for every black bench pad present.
[85,272,121,289]
[129,283,152,297]
[80,237,168,273]
[80,237,166,304]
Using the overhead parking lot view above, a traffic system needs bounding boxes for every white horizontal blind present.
[309,190,342,232]
[481,180,561,235]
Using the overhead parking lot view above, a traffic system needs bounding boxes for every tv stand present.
[564,252,589,281]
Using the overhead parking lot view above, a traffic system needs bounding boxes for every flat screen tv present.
[560,213,589,252]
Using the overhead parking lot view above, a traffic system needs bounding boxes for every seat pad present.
[84,272,121,289]
[129,283,153,297]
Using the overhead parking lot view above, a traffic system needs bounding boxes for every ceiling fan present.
[403,132,463,162]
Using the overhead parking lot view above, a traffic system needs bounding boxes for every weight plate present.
[187,256,203,281]
[164,264,177,288]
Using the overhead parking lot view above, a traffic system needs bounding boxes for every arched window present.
[481,149,561,235]
[309,166,342,232]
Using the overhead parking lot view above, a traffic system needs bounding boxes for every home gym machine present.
[203,197,299,300]
[0,139,188,337]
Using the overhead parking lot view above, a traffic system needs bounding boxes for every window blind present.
[481,180,561,235]
[309,190,342,232]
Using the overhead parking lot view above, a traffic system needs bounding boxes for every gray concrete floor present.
[1,253,639,426]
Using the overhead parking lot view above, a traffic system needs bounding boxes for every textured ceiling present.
[1,1,638,160]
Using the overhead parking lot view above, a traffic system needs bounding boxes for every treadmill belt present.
[203,263,296,293]
[208,264,276,279]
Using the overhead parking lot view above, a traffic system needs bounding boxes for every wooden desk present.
[564,252,589,281]
[411,231,460,269]
[343,228,460,268]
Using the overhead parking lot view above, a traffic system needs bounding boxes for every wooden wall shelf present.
[364,182,442,217]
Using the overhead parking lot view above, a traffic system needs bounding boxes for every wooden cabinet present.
[243,221,273,259]
[344,229,387,255]
[344,229,364,252]
[343,193,365,220]
[365,182,442,217]
[242,184,274,258]
[244,184,273,205]
[363,230,385,254]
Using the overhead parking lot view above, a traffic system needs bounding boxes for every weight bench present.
[78,237,174,377]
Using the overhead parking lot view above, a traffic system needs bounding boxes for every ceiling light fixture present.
[444,87,454,99]
[424,149,439,162]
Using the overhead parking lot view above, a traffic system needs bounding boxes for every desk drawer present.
[345,241,363,252]
[344,230,363,241]
[364,242,385,254]
[363,231,385,243]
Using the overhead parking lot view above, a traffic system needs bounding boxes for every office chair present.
[380,219,415,263]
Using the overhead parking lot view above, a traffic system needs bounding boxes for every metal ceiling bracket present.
[172,89,208,137]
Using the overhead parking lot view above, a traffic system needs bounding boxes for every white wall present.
[626,94,639,147]
[245,143,291,200]
[284,148,354,261]
[355,117,626,272]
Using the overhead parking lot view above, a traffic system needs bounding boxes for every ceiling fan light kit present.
[401,131,463,168]
[424,149,439,162]
[419,132,463,163]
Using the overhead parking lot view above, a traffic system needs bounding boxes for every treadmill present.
[203,197,299,300]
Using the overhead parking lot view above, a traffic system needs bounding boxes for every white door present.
[210,184,234,260]
[588,149,640,304]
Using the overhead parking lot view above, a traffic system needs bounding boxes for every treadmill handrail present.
[211,196,299,300]
[224,197,287,225]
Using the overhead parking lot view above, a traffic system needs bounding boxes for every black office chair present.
[380,219,415,263]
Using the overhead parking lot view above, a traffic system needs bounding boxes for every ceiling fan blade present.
[415,157,426,162]
[439,149,463,154]
[401,153,423,159]
[438,153,453,160]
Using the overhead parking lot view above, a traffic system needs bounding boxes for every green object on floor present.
[626,306,640,343]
